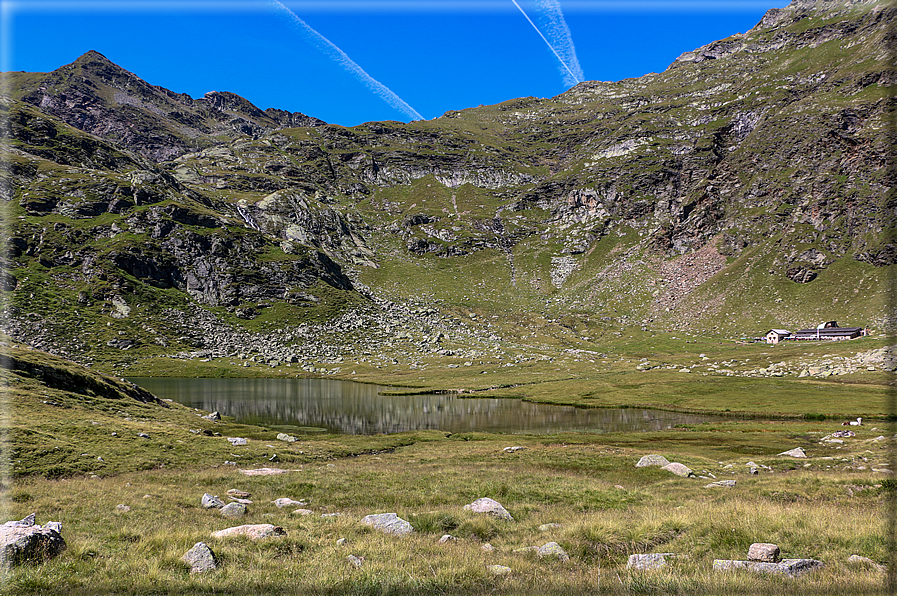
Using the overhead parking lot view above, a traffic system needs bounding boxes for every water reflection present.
[130,378,725,435]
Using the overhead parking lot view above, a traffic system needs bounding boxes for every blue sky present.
[3,0,778,126]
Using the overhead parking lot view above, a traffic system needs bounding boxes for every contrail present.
[535,0,584,85]
[271,0,423,121]
[511,0,583,87]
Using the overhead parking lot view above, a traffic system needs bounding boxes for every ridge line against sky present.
[3,0,774,125]
[271,0,423,121]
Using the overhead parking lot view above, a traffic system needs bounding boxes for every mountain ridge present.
[1,0,893,374]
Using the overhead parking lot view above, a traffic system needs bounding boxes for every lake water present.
[130,377,726,435]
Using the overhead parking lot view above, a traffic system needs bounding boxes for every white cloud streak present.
[271,0,423,122]
[511,0,582,87]
[534,0,583,86]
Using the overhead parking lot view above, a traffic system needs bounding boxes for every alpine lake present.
[129,377,727,435]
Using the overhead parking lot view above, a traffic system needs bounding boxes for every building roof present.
[768,329,791,335]
[795,327,862,336]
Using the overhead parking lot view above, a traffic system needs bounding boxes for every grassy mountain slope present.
[1,0,894,375]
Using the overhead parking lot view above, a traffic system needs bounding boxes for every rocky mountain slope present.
[1,0,894,372]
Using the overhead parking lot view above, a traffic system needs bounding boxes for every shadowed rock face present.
[16,51,325,162]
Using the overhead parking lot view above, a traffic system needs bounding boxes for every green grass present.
[3,340,892,594]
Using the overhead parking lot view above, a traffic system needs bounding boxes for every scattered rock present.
[464,497,514,521]
[747,543,780,563]
[0,515,66,569]
[438,534,456,544]
[137,433,150,439]
[292,509,314,516]
[778,447,807,458]
[226,489,251,498]
[660,462,694,477]
[227,437,248,446]
[347,554,364,568]
[538,523,561,532]
[704,480,736,488]
[219,503,247,518]
[488,564,511,575]
[636,455,671,468]
[336,538,347,546]
[203,411,221,421]
[502,446,525,453]
[211,524,286,540]
[481,543,495,552]
[276,433,298,442]
[360,513,413,536]
[274,498,305,508]
[847,554,885,571]
[115,504,131,513]
[182,541,218,574]
[202,493,225,509]
[627,553,674,570]
[239,468,288,476]
[713,558,823,577]
[229,497,252,505]
[537,542,569,561]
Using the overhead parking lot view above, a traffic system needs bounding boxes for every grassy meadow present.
[2,337,894,594]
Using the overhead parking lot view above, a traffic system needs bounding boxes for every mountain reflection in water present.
[129,378,725,435]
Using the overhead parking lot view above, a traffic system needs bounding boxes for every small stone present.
[502,446,525,453]
[847,554,885,571]
[137,433,150,439]
[488,564,511,575]
[229,497,252,505]
[360,513,413,536]
[539,523,561,532]
[202,493,225,509]
[292,509,314,516]
[778,447,807,458]
[274,498,304,508]
[660,462,694,477]
[627,553,674,570]
[211,524,286,540]
[238,468,288,476]
[203,411,221,421]
[481,543,495,552]
[347,554,364,568]
[115,504,131,513]
[219,503,247,518]
[438,534,456,544]
[276,433,298,442]
[636,455,670,468]
[464,497,514,521]
[336,538,348,546]
[704,480,736,488]
[227,437,248,446]
[43,522,62,533]
[182,541,217,574]
[748,543,780,563]
[713,558,823,577]
[227,489,251,498]
[537,542,569,561]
